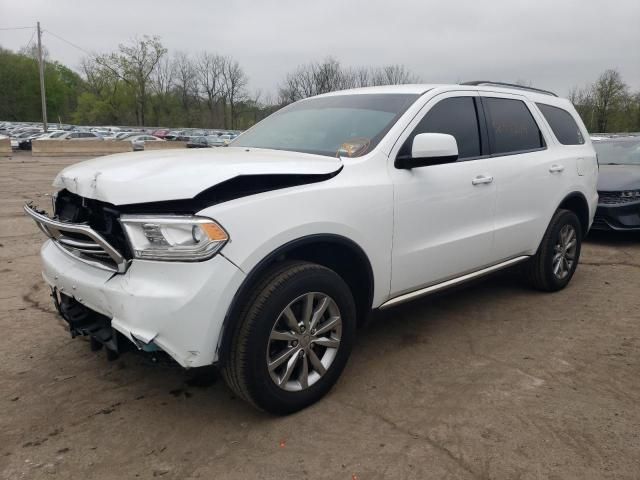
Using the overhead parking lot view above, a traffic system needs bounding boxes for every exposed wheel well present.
[217,235,374,363]
[558,193,590,235]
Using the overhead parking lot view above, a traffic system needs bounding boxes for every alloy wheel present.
[553,224,577,279]
[266,292,342,392]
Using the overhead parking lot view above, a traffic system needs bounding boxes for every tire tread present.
[221,261,338,410]
[524,208,581,291]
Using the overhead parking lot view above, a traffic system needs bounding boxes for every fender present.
[556,191,590,233]
[215,233,374,364]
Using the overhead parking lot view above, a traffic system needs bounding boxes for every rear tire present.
[221,261,356,414]
[524,209,582,292]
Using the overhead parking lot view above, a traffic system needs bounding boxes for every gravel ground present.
[1,151,639,480]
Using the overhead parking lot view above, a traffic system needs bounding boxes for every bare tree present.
[350,66,372,88]
[171,52,199,125]
[148,55,175,125]
[152,55,174,96]
[278,58,420,104]
[222,58,248,129]
[80,57,115,97]
[370,65,418,85]
[196,52,226,126]
[96,35,167,125]
[568,85,595,130]
[592,69,628,132]
[19,43,49,62]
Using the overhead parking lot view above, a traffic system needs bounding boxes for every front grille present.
[57,234,116,263]
[598,191,640,205]
[24,200,129,273]
[54,190,131,259]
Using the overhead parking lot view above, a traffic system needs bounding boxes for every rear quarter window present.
[536,103,585,145]
[483,97,545,155]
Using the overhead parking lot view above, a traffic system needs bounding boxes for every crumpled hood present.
[597,164,640,191]
[53,147,342,205]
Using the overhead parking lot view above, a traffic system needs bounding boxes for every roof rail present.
[460,81,558,97]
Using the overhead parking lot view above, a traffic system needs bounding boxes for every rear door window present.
[536,103,585,145]
[483,97,545,155]
[402,96,483,159]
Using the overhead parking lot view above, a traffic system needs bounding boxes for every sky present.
[1,0,639,97]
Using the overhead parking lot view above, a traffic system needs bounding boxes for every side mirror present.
[395,133,459,169]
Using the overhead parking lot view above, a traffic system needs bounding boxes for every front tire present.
[524,209,582,292]
[221,261,356,414]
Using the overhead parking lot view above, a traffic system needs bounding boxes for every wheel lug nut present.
[300,326,305,332]
[292,340,298,347]
[311,329,316,335]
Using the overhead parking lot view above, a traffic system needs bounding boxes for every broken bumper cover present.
[40,239,246,367]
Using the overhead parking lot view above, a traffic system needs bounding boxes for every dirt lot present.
[1,151,639,479]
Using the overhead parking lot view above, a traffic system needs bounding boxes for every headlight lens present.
[119,215,229,261]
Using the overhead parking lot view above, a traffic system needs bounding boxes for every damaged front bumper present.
[40,239,246,367]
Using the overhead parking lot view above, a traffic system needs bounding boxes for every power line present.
[43,28,94,57]
[0,26,34,31]
[24,28,37,51]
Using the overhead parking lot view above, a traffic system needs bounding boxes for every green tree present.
[0,46,84,123]
[95,36,167,126]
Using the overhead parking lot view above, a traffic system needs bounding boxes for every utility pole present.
[37,21,48,132]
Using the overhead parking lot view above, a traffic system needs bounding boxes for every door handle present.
[472,175,494,185]
[549,164,565,173]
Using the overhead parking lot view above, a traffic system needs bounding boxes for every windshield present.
[232,93,419,157]
[594,138,640,165]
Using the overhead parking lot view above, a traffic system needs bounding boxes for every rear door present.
[478,92,565,259]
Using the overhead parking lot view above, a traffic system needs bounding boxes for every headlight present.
[119,215,229,261]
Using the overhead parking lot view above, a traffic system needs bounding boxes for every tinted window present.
[484,98,544,154]
[536,103,584,145]
[403,97,482,159]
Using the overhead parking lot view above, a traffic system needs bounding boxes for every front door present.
[389,92,497,297]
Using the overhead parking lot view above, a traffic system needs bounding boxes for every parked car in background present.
[164,130,182,141]
[187,136,225,148]
[37,131,66,139]
[187,136,211,148]
[91,128,111,137]
[19,131,66,150]
[591,136,640,231]
[218,134,233,145]
[127,134,164,151]
[25,82,597,413]
[152,129,171,139]
[18,132,49,150]
[113,132,137,140]
[56,131,104,141]
[11,129,42,148]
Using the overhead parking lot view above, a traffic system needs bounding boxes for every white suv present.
[25,82,598,413]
